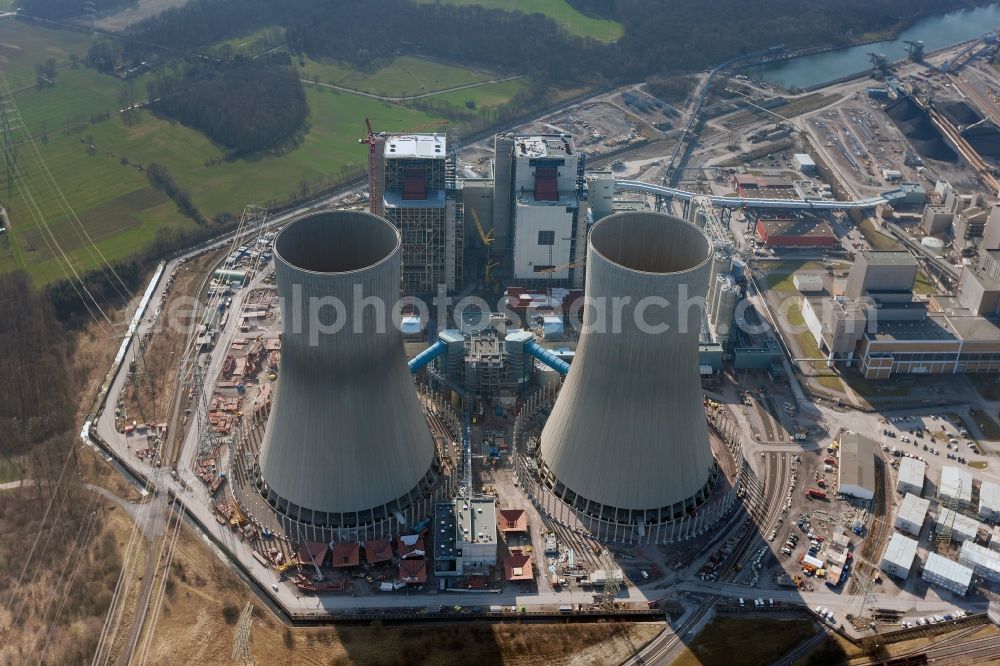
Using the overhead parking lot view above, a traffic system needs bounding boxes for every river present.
[746,3,1000,90]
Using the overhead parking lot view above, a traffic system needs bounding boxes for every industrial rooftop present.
[384,134,447,159]
[514,135,574,158]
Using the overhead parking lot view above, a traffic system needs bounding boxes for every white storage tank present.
[921,236,945,256]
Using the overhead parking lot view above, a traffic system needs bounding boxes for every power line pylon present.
[231,602,254,664]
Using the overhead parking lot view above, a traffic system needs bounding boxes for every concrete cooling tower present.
[538,211,717,539]
[256,211,437,534]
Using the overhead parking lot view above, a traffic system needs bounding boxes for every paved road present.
[301,75,524,102]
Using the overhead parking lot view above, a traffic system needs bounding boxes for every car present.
[916,617,926,626]
[271,583,279,592]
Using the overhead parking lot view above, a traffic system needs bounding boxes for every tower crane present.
[358,117,449,214]
[537,256,586,274]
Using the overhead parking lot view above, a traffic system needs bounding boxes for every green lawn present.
[431,77,527,109]
[297,55,494,97]
[859,218,902,251]
[2,80,447,284]
[416,0,623,41]
[0,454,20,484]
[675,618,817,666]
[0,20,96,91]
[913,270,936,295]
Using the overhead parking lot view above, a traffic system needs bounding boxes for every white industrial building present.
[940,466,973,506]
[979,480,1000,522]
[838,433,876,500]
[455,496,497,574]
[895,493,930,536]
[896,457,926,496]
[936,507,981,544]
[922,552,974,596]
[504,135,585,287]
[959,540,1000,583]
[793,273,824,293]
[793,153,817,174]
[881,533,919,579]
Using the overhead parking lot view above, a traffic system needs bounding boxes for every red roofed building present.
[755,216,838,247]
[330,541,360,568]
[398,558,428,584]
[498,509,528,533]
[297,541,329,568]
[397,532,426,559]
[364,538,394,565]
[503,554,534,582]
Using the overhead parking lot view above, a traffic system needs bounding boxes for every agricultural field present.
[0,20,97,91]
[417,0,624,42]
[296,55,496,98]
[432,77,527,109]
[0,22,448,284]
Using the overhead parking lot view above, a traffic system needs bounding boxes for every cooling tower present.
[539,211,716,526]
[257,211,436,527]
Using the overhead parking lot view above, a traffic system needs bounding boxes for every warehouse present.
[793,153,817,174]
[894,493,930,536]
[922,552,974,596]
[896,457,926,496]
[838,433,876,500]
[979,480,1000,522]
[881,533,919,579]
[959,540,1000,583]
[940,467,974,506]
[755,215,838,248]
[936,507,981,544]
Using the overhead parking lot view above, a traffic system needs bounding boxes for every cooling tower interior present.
[256,211,437,528]
[539,211,717,527]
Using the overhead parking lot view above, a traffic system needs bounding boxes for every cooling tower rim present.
[589,211,713,276]
[273,210,401,276]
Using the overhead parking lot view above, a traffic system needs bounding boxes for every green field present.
[431,77,526,108]
[0,23,448,284]
[417,0,623,41]
[0,20,96,91]
[297,55,495,97]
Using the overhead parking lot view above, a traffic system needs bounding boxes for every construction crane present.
[358,117,449,214]
[469,207,493,248]
[904,40,925,62]
[537,256,586,274]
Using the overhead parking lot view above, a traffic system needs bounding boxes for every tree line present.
[146,55,307,158]
[120,0,976,87]
[20,0,136,19]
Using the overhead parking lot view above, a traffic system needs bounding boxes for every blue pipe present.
[408,339,448,374]
[526,340,570,376]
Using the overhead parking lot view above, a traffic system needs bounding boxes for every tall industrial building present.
[493,134,586,288]
[380,134,463,295]
[254,211,440,539]
[537,211,717,540]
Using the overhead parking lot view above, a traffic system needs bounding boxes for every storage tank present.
[538,211,716,539]
[256,211,437,536]
[921,236,945,256]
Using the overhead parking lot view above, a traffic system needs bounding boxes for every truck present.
[807,488,827,500]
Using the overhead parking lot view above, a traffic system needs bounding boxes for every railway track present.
[850,455,890,593]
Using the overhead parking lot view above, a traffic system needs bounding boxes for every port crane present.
[904,40,925,62]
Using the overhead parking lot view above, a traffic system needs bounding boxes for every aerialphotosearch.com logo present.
[157,282,871,344]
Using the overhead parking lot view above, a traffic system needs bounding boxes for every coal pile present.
[938,100,1000,160]
[940,100,981,126]
[886,97,957,162]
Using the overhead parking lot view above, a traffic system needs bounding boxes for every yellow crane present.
[537,256,586,274]
[469,208,498,288]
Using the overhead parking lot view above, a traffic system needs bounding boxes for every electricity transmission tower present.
[231,602,254,664]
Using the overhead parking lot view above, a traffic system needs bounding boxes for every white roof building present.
[838,433,876,500]
[793,273,824,293]
[959,540,1000,583]
[794,153,817,172]
[896,457,926,496]
[940,466,973,506]
[936,507,981,544]
[881,533,919,579]
[922,552,974,596]
[895,493,930,536]
[979,480,1000,521]
[383,134,446,159]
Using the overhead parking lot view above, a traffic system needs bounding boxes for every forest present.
[147,55,307,158]
[123,0,981,86]
[20,0,136,19]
